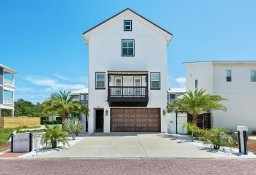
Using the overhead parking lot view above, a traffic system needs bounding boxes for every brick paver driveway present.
[0,159,256,175]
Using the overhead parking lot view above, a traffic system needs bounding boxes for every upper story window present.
[195,79,198,89]
[86,94,88,100]
[251,70,256,82]
[150,72,160,90]
[124,20,132,31]
[95,72,105,89]
[122,39,135,56]
[226,70,232,82]
[80,95,84,101]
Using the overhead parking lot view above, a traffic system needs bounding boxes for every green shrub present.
[41,125,69,149]
[183,122,204,142]
[203,127,237,149]
[63,118,83,140]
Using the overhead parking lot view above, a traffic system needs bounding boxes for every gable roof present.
[83,8,172,42]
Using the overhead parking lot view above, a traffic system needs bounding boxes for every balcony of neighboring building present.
[107,71,149,107]
[1,66,15,90]
[1,90,14,106]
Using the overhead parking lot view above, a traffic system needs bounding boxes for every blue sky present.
[1,0,256,103]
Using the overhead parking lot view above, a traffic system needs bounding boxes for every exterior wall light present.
[105,109,109,116]
[162,109,166,116]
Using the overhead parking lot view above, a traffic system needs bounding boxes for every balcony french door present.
[115,77,122,96]
[134,78,141,96]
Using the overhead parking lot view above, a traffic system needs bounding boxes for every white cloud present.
[25,76,85,90]
[175,77,186,87]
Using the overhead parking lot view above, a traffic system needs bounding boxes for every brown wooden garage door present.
[111,108,160,132]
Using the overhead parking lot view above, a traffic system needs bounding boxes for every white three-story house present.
[0,64,15,117]
[83,8,172,133]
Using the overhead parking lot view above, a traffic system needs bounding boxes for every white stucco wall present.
[186,62,256,133]
[85,11,171,133]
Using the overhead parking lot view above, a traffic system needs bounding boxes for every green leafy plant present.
[203,127,237,149]
[41,125,69,149]
[63,118,83,140]
[183,122,204,142]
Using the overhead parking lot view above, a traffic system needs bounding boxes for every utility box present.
[11,133,32,153]
[237,126,248,155]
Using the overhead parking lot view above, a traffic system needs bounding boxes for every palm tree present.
[41,91,89,123]
[167,89,227,125]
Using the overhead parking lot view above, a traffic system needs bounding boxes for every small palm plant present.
[63,118,83,140]
[203,128,237,149]
[42,125,69,149]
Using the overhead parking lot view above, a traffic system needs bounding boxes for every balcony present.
[107,71,149,107]
[4,98,13,105]
[4,79,14,88]
[108,86,148,107]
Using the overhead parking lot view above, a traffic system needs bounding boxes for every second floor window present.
[122,39,135,56]
[150,72,160,90]
[226,70,232,82]
[95,72,105,89]
[80,95,84,101]
[251,70,256,82]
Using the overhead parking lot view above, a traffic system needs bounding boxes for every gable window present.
[122,39,135,56]
[95,72,105,89]
[251,70,256,82]
[195,79,198,89]
[226,70,232,82]
[150,72,160,90]
[124,20,132,31]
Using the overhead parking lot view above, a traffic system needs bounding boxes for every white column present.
[11,109,14,117]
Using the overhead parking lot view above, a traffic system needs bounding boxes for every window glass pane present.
[251,70,256,82]
[150,73,160,89]
[124,20,132,31]
[96,73,105,89]
[128,42,133,47]
[122,40,134,56]
[80,95,84,101]
[226,70,231,82]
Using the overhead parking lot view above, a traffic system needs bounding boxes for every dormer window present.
[124,20,132,31]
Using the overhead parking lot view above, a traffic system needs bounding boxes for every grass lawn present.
[0,128,14,152]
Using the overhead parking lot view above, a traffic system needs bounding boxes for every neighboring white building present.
[83,8,173,133]
[0,64,15,117]
[167,87,186,104]
[70,88,88,105]
[185,61,256,133]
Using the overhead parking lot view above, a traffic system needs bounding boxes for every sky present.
[1,0,256,103]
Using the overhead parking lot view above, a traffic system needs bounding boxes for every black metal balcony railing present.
[108,86,148,97]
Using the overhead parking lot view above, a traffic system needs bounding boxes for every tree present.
[63,118,83,140]
[41,125,69,149]
[41,91,89,123]
[14,99,42,117]
[167,89,227,125]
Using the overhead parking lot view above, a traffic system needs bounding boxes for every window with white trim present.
[122,39,134,56]
[251,70,256,82]
[95,72,105,89]
[150,72,160,90]
[226,70,232,82]
[124,20,132,31]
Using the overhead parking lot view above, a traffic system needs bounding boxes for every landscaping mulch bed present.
[247,139,256,153]
[0,142,11,153]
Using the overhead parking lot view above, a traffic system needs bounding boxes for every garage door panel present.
[111,108,160,132]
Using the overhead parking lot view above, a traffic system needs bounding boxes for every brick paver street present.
[0,158,256,175]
